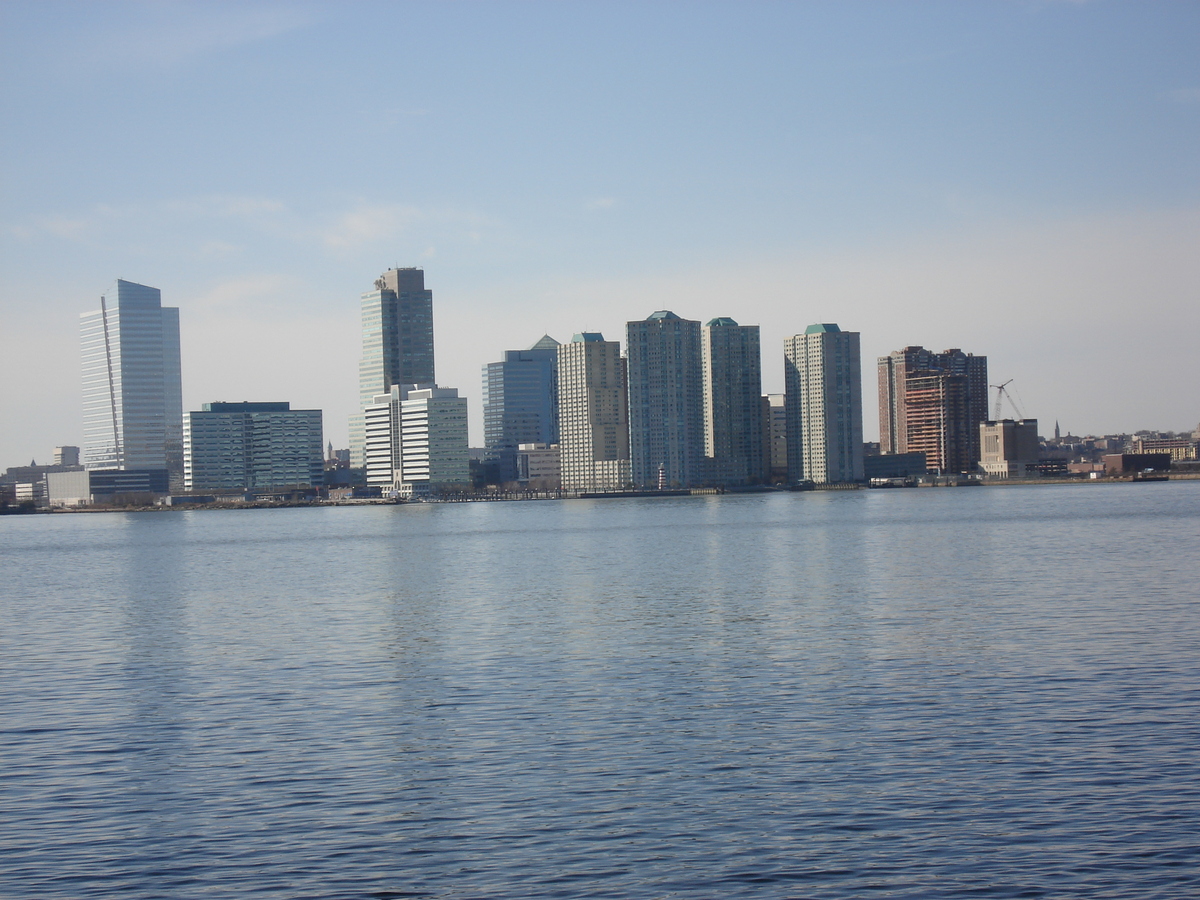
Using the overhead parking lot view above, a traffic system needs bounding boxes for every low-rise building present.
[516,443,561,489]
[1131,438,1197,461]
[1102,453,1171,476]
[184,402,323,493]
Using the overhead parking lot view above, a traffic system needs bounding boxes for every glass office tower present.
[81,279,183,488]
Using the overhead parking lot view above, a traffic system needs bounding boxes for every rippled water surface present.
[2,483,1199,898]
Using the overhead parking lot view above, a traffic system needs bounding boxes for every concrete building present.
[516,443,561,489]
[48,468,170,507]
[81,279,183,488]
[363,384,469,496]
[626,311,704,488]
[1103,453,1172,475]
[482,335,560,483]
[53,446,80,467]
[784,324,864,484]
[184,402,324,493]
[763,393,788,482]
[702,318,765,485]
[557,333,631,493]
[351,268,435,466]
[1131,438,1198,461]
[878,346,988,474]
[863,452,928,481]
[979,419,1040,478]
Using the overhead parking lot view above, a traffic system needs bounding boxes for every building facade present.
[784,324,864,484]
[557,334,631,493]
[878,346,988,474]
[702,318,764,485]
[626,311,703,488]
[81,279,183,487]
[351,268,435,466]
[184,402,324,492]
[363,384,469,496]
[763,393,788,482]
[482,335,560,483]
[979,419,1040,478]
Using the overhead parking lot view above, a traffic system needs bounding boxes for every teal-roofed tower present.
[702,316,765,485]
[626,310,704,489]
[784,323,864,484]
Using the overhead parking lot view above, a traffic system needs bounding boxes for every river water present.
[2,482,1198,898]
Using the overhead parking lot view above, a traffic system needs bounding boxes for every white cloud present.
[585,197,618,211]
[317,201,503,253]
[84,4,318,70]
[320,203,424,250]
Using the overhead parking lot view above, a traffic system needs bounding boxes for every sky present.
[1,0,1198,470]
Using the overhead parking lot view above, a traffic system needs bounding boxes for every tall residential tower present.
[878,346,988,474]
[626,311,704,489]
[702,317,764,485]
[784,324,864,485]
[557,333,630,493]
[81,279,183,487]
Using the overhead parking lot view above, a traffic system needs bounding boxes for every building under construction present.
[878,346,988,475]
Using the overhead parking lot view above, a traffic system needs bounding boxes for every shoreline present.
[4,472,1197,515]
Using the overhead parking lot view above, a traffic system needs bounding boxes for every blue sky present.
[2,1,1198,468]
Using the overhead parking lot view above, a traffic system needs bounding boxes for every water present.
[2,483,1198,898]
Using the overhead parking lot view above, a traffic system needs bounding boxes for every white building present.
[557,333,631,493]
[81,279,183,488]
[784,324,864,484]
[363,384,469,496]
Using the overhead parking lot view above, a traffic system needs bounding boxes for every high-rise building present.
[351,267,435,466]
[702,318,764,485]
[784,324,864,484]
[626,311,703,489]
[363,384,469,497]
[183,402,324,492]
[482,335,560,482]
[878,346,988,474]
[557,334,631,493]
[81,279,183,487]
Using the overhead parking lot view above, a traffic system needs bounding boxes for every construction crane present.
[990,379,1025,420]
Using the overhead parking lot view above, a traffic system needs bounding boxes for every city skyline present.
[2,3,1198,469]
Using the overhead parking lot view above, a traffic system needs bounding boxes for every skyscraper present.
[482,335,560,482]
[626,311,703,489]
[81,279,183,487]
[784,324,864,484]
[557,333,631,493]
[351,267,435,466]
[702,317,764,485]
[878,346,988,474]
